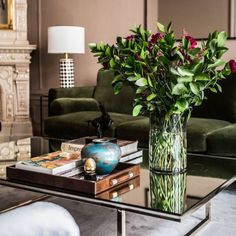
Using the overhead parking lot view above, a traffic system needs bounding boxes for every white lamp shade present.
[48,26,85,54]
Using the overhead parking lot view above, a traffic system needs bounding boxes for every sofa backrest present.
[93,69,136,114]
[192,73,236,123]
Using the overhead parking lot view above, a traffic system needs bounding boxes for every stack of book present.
[117,139,143,164]
[15,137,142,178]
[15,149,84,177]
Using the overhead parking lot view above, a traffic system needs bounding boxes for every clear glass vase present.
[149,112,187,173]
[150,171,187,214]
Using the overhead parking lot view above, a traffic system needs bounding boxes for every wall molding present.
[37,0,43,90]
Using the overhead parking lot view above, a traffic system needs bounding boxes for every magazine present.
[15,151,82,175]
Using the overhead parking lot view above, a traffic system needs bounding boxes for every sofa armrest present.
[48,86,96,115]
[50,98,100,115]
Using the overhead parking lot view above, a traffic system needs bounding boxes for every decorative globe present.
[81,139,121,175]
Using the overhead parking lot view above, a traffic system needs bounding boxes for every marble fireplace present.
[0,0,35,175]
[0,0,35,142]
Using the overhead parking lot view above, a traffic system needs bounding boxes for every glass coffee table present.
[0,136,236,236]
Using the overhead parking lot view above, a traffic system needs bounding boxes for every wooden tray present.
[6,163,140,195]
[96,176,140,200]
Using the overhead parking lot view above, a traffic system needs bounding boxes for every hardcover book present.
[119,150,143,162]
[117,139,138,156]
[15,151,82,175]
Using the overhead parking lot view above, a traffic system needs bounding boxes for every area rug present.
[49,186,236,236]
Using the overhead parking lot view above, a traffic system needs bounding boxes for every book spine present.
[119,141,138,156]
[61,143,84,153]
[120,150,143,162]
[121,156,143,164]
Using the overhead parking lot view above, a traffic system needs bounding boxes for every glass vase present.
[150,171,187,214]
[149,112,187,173]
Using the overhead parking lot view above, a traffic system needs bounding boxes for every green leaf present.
[136,86,146,94]
[189,47,201,56]
[156,22,165,32]
[170,67,180,76]
[167,22,172,33]
[127,75,140,82]
[147,75,153,87]
[216,83,222,92]
[88,43,96,49]
[172,83,188,95]
[190,82,199,95]
[194,74,209,81]
[147,93,156,101]
[135,77,148,86]
[132,105,142,116]
[209,39,217,51]
[207,59,225,69]
[209,87,217,93]
[174,99,189,113]
[175,50,184,61]
[109,58,116,68]
[113,82,123,94]
[177,67,194,76]
[217,31,227,47]
[105,47,111,56]
[140,48,146,60]
[177,76,193,83]
[112,74,123,85]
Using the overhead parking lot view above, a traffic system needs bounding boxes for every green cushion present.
[50,98,99,115]
[93,70,136,114]
[44,111,143,139]
[116,118,149,148]
[192,74,236,123]
[207,124,236,157]
[187,118,231,153]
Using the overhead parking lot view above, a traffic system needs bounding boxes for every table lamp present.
[48,26,85,88]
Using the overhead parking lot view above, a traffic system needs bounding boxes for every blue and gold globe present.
[81,139,121,175]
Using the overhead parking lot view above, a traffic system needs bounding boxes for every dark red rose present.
[148,42,153,52]
[125,35,135,41]
[102,61,109,69]
[150,33,163,43]
[185,35,197,49]
[229,59,236,73]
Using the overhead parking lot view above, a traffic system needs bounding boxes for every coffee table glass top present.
[1,136,236,220]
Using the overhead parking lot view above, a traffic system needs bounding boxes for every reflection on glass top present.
[1,136,236,217]
[95,155,236,216]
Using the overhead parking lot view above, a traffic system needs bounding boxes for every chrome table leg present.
[117,209,126,236]
[185,202,211,236]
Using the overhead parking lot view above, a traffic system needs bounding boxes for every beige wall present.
[158,0,229,38]
[29,0,146,93]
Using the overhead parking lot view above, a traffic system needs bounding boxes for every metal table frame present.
[1,177,235,236]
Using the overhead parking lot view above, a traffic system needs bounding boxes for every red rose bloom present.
[151,33,163,43]
[185,35,197,49]
[125,35,135,41]
[229,59,236,73]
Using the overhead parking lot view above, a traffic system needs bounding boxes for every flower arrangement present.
[89,22,236,119]
[89,22,236,173]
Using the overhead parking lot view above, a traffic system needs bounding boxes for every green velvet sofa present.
[44,69,236,157]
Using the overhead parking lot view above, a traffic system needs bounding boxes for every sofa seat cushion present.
[187,118,231,153]
[44,111,143,139]
[116,118,149,148]
[207,124,236,157]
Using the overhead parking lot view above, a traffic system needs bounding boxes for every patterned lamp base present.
[59,58,74,88]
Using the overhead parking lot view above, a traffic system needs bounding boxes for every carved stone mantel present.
[0,45,36,142]
[0,0,36,176]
